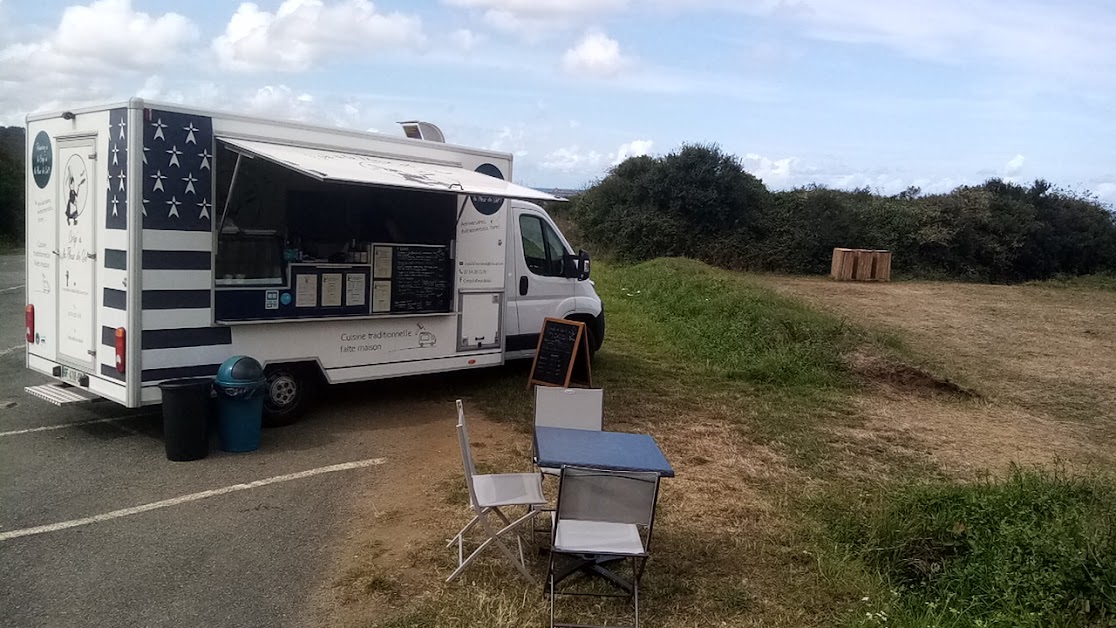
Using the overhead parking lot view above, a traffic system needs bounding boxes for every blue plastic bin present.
[214,356,266,453]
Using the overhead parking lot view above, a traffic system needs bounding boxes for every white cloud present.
[450,28,481,51]
[742,153,796,182]
[1004,154,1025,177]
[538,140,652,174]
[213,0,426,72]
[1093,182,1116,207]
[446,0,625,18]
[562,31,630,78]
[541,146,604,172]
[613,139,653,165]
[0,0,197,80]
[724,0,1116,81]
[244,85,317,120]
[488,125,526,153]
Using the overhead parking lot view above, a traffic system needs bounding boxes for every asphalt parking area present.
[0,254,472,628]
[0,247,526,628]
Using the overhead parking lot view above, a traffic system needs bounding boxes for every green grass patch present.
[1025,273,1116,292]
[463,257,905,464]
[584,257,910,463]
[836,468,1116,628]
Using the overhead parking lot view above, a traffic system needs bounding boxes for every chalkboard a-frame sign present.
[527,318,593,389]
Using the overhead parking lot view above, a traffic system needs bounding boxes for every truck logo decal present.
[63,154,89,226]
[32,131,52,189]
[471,163,505,215]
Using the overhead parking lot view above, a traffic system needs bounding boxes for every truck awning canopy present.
[217,137,562,202]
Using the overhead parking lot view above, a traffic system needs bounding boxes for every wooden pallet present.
[831,248,891,281]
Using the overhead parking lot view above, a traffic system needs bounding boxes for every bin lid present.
[215,356,265,385]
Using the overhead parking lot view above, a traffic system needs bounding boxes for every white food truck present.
[24,99,604,424]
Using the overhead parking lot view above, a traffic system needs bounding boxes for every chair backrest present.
[455,400,480,509]
[555,466,660,527]
[534,387,604,431]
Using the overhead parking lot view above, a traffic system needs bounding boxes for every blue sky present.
[1,0,1114,204]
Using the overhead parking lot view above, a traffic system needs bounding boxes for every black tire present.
[568,315,604,356]
[262,365,314,427]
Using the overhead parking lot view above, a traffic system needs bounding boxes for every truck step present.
[25,383,98,406]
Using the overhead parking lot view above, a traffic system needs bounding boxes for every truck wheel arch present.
[565,313,604,355]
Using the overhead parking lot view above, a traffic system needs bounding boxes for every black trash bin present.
[158,378,214,461]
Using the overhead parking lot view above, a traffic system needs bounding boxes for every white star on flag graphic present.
[198,149,211,170]
[118,170,126,192]
[198,198,211,220]
[118,119,126,140]
[142,146,149,165]
[167,145,182,168]
[184,123,198,145]
[151,170,166,192]
[182,172,197,195]
[142,198,148,217]
[152,118,166,141]
[167,196,181,218]
[111,195,119,217]
[111,144,119,166]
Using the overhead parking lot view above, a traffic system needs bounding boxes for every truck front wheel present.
[262,365,314,427]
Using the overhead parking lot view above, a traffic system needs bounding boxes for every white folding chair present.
[534,387,604,476]
[547,466,661,628]
[447,399,546,584]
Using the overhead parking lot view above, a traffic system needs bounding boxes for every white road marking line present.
[0,415,139,437]
[0,457,388,542]
[0,285,25,293]
[0,344,25,357]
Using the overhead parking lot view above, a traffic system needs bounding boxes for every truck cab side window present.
[519,214,568,277]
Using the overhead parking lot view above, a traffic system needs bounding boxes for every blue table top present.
[534,427,675,478]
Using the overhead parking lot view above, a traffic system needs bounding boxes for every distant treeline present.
[567,144,1116,282]
[0,126,23,242]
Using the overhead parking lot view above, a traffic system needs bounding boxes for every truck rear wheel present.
[262,365,314,427]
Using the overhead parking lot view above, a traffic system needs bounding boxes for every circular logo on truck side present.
[471,163,505,216]
[32,131,52,189]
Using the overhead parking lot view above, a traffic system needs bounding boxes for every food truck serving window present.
[213,143,457,322]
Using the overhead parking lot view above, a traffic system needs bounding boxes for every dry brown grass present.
[309,397,830,628]
[764,276,1116,475]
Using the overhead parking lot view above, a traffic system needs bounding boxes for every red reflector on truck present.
[25,305,34,343]
[115,328,126,373]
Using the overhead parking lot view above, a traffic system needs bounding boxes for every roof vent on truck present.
[398,120,445,143]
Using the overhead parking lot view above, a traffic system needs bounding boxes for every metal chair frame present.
[546,466,661,628]
[447,400,544,584]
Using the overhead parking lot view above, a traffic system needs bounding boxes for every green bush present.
[848,469,1116,627]
[572,145,1116,282]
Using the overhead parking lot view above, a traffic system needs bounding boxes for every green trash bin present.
[214,356,266,453]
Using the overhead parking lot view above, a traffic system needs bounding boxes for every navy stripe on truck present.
[141,364,221,383]
[142,250,211,270]
[507,333,540,353]
[101,326,116,347]
[141,327,231,350]
[142,290,211,310]
[104,288,127,310]
[100,364,125,381]
[104,249,127,270]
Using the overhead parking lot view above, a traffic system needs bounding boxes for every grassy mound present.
[845,469,1116,627]
[595,257,881,390]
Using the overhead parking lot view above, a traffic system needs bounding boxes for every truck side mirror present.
[577,250,590,281]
